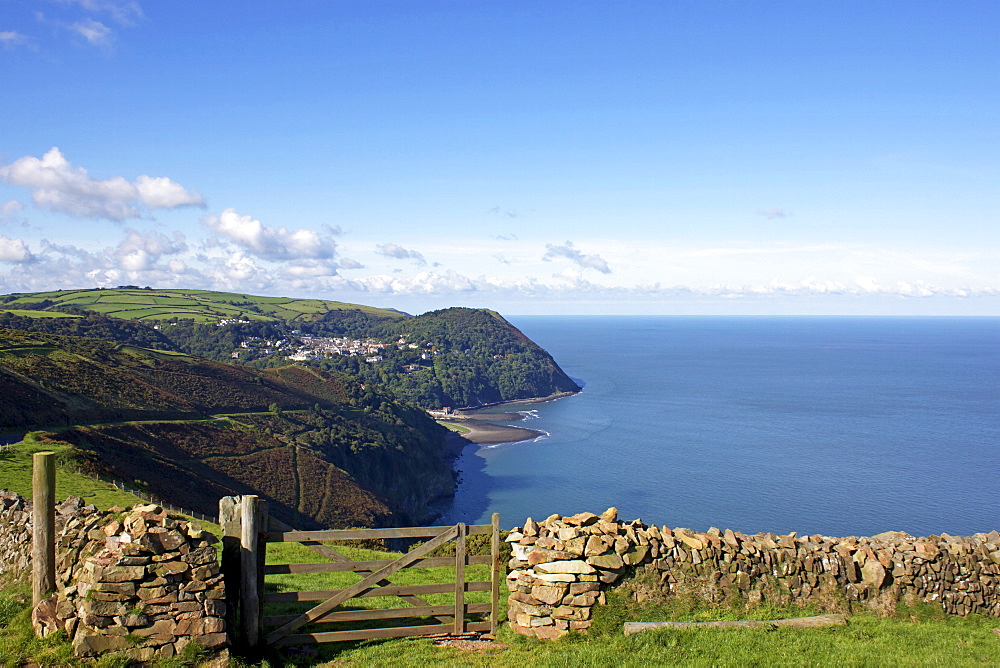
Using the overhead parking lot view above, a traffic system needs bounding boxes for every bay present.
[440,316,1000,537]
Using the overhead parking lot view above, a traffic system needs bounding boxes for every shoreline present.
[434,389,577,446]
[441,420,546,446]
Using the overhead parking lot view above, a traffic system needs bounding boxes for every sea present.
[439,316,1000,538]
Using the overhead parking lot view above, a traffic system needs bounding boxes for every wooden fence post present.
[490,512,501,636]
[31,451,55,607]
[454,522,467,634]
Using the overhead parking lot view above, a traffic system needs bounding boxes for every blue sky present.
[1,1,997,315]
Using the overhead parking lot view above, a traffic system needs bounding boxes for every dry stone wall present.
[0,490,227,661]
[506,508,1000,639]
[0,490,32,586]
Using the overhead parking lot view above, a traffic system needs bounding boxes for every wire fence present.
[97,474,219,524]
[1,441,217,524]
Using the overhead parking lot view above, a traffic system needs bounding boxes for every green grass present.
[0,433,145,509]
[0,587,78,667]
[438,421,471,434]
[260,589,1000,667]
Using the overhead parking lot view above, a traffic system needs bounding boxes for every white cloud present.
[58,0,143,26]
[70,18,112,46]
[113,228,187,271]
[278,259,340,279]
[488,206,522,219]
[0,148,205,220]
[203,208,338,261]
[543,240,611,274]
[375,242,427,265]
[0,235,34,263]
[23,1,142,50]
[205,252,264,283]
[340,270,477,295]
[0,31,32,49]
[0,200,24,220]
[0,227,997,314]
[757,207,792,219]
[338,257,364,269]
[853,275,881,293]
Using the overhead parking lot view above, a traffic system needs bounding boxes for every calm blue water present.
[440,317,1000,538]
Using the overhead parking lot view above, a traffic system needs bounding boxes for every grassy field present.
[1,288,406,323]
[279,596,1000,667]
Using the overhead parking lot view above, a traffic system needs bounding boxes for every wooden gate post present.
[240,495,268,650]
[31,451,55,607]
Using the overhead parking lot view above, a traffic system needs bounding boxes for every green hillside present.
[1,289,581,409]
[0,287,405,323]
[314,307,582,406]
[0,327,453,528]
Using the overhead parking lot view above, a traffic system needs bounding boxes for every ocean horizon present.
[439,315,1000,538]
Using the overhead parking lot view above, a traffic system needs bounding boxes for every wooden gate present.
[220,496,501,650]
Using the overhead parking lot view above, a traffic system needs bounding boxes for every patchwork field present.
[1,288,406,323]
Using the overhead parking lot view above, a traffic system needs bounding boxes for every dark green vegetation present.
[0,327,452,528]
[0,309,179,351]
[311,307,581,407]
[0,327,331,427]
[2,289,579,409]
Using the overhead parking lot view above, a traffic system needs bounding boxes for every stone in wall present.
[506,509,1000,639]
